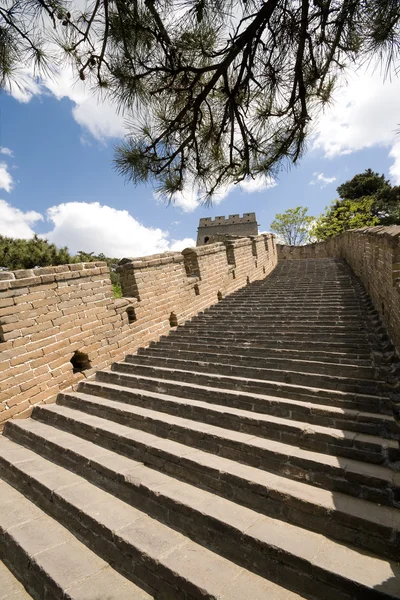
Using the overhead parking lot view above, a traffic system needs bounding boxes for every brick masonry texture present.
[0,234,276,428]
[278,226,400,356]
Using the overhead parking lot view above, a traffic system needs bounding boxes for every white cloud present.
[0,163,14,193]
[312,63,400,182]
[7,65,125,141]
[0,200,43,238]
[44,69,126,141]
[309,172,336,188]
[169,238,195,251]
[0,148,13,157]
[240,174,277,193]
[41,201,193,257]
[6,70,42,103]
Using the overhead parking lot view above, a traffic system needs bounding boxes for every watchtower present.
[196,213,259,246]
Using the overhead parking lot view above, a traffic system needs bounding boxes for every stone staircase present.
[1,258,400,599]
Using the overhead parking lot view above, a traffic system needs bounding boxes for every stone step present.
[207,294,371,303]
[164,332,373,354]
[6,418,400,562]
[56,390,399,466]
[181,322,369,333]
[197,312,366,323]
[148,339,373,365]
[98,367,392,414]
[193,318,368,330]
[226,291,362,299]
[29,402,400,508]
[201,303,367,313]
[213,301,365,309]
[0,437,322,600]
[168,328,372,344]
[80,379,399,438]
[120,356,387,396]
[0,469,152,600]
[136,347,376,379]
[0,560,33,600]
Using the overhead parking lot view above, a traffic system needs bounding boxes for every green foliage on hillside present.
[0,235,122,297]
[310,197,379,241]
[311,169,400,241]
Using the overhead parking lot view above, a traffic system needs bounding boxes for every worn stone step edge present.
[0,559,34,600]
[163,333,373,352]
[113,362,387,405]
[196,314,367,324]
[56,391,399,467]
[124,354,382,393]
[180,322,369,333]
[136,348,376,379]
[150,339,373,364]
[168,329,372,343]
[79,379,400,438]
[5,418,400,564]
[0,475,152,600]
[98,368,392,417]
[31,402,400,509]
[142,343,373,367]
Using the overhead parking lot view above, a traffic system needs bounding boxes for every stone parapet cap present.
[118,252,184,271]
[182,242,226,257]
[223,237,254,249]
[347,226,400,241]
[114,297,139,309]
[0,262,108,290]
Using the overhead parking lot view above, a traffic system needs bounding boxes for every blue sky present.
[1,63,399,258]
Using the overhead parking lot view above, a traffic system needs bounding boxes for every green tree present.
[1,1,400,200]
[337,168,400,224]
[270,207,315,246]
[311,168,400,240]
[311,197,379,241]
[0,235,72,270]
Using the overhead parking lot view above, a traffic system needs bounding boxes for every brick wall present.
[277,226,400,353]
[0,234,276,428]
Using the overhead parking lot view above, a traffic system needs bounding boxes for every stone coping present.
[0,262,108,290]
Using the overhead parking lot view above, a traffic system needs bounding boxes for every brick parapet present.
[0,234,276,428]
[277,226,400,353]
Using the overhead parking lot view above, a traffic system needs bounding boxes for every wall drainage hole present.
[70,351,91,374]
[127,307,137,324]
[169,312,178,327]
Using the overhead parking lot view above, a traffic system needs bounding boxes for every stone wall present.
[0,234,276,428]
[277,226,400,353]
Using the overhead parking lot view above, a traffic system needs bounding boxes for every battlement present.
[199,213,257,226]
